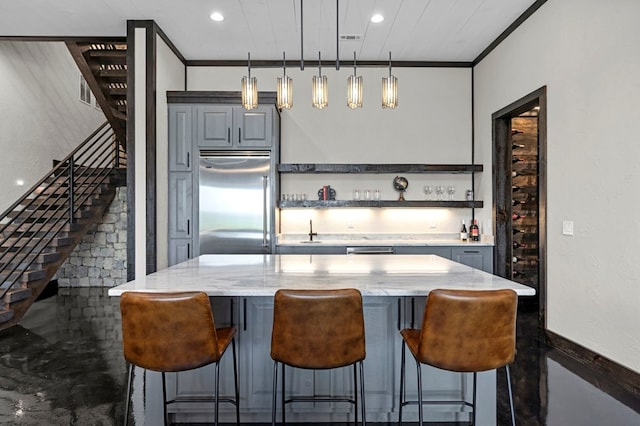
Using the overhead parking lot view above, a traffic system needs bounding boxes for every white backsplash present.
[279,208,492,237]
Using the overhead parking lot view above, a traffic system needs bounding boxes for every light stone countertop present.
[108,254,534,297]
[276,233,494,246]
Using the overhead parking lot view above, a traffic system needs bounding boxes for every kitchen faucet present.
[308,220,318,242]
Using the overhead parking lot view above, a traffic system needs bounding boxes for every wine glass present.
[423,185,433,200]
[447,185,456,200]
[435,185,444,200]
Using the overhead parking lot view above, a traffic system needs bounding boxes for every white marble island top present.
[108,254,535,297]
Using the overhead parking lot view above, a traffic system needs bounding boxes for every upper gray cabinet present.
[168,105,193,171]
[197,105,273,148]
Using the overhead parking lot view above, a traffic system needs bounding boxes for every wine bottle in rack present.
[513,242,528,249]
[512,129,523,135]
[512,170,537,177]
[512,213,526,220]
[512,143,526,150]
[512,228,525,235]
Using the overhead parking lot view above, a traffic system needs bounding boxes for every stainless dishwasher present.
[346,246,395,255]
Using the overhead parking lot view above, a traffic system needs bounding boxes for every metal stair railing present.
[0,121,126,301]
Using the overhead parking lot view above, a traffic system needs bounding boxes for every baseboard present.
[545,330,640,406]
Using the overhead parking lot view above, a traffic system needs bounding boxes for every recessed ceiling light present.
[210,12,224,22]
[371,14,384,24]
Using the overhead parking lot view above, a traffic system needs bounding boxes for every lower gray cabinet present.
[451,246,493,273]
[168,239,192,266]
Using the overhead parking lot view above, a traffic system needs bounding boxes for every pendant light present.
[241,52,258,110]
[347,51,363,109]
[312,52,328,109]
[382,51,398,109]
[276,52,293,110]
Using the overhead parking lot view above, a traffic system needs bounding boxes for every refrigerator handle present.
[262,175,268,247]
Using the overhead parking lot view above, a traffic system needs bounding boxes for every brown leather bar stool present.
[120,291,239,426]
[270,288,367,426]
[398,289,517,426]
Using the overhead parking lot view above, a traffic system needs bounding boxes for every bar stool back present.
[120,291,239,426]
[399,288,517,426]
[270,288,366,425]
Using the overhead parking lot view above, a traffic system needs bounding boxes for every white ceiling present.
[0,0,538,62]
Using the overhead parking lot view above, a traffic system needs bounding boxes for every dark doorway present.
[492,86,547,327]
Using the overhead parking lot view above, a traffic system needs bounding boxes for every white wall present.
[0,41,105,213]
[155,35,186,270]
[474,0,640,372]
[188,66,477,235]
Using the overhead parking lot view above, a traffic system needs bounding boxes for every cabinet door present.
[394,246,452,257]
[233,106,272,147]
[197,105,233,147]
[451,247,493,273]
[168,239,191,266]
[168,105,193,171]
[168,172,193,239]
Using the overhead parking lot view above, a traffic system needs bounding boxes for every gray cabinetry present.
[276,245,347,255]
[451,246,493,273]
[168,101,279,266]
[168,105,193,172]
[393,246,452,257]
[197,105,273,148]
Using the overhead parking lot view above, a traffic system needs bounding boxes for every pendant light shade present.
[382,51,398,109]
[312,52,328,109]
[347,51,363,109]
[276,52,293,110]
[242,53,258,110]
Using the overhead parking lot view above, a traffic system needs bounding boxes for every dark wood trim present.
[125,21,136,282]
[167,91,277,105]
[277,163,483,174]
[0,36,126,42]
[186,60,473,68]
[145,22,158,276]
[473,0,548,65]
[492,86,547,327]
[546,330,640,404]
[151,21,186,64]
[279,200,483,209]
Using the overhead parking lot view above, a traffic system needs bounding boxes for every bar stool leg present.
[506,365,516,426]
[359,361,366,426]
[281,364,286,425]
[399,341,406,425]
[161,372,168,426]
[215,362,220,426]
[472,371,477,426]
[416,359,423,426]
[271,361,278,426]
[232,338,239,425]
[353,363,358,425]
[124,363,134,426]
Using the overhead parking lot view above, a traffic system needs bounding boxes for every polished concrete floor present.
[0,287,638,425]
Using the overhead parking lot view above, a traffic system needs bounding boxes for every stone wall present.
[57,187,127,287]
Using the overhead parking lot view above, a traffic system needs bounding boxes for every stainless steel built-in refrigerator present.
[198,151,272,254]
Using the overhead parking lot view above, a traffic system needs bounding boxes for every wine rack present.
[510,119,539,290]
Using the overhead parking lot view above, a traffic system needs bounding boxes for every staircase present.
[0,122,126,330]
[66,40,127,146]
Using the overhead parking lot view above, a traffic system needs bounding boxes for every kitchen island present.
[109,254,534,424]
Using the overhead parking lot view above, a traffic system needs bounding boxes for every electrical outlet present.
[430,220,437,229]
[562,220,574,236]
